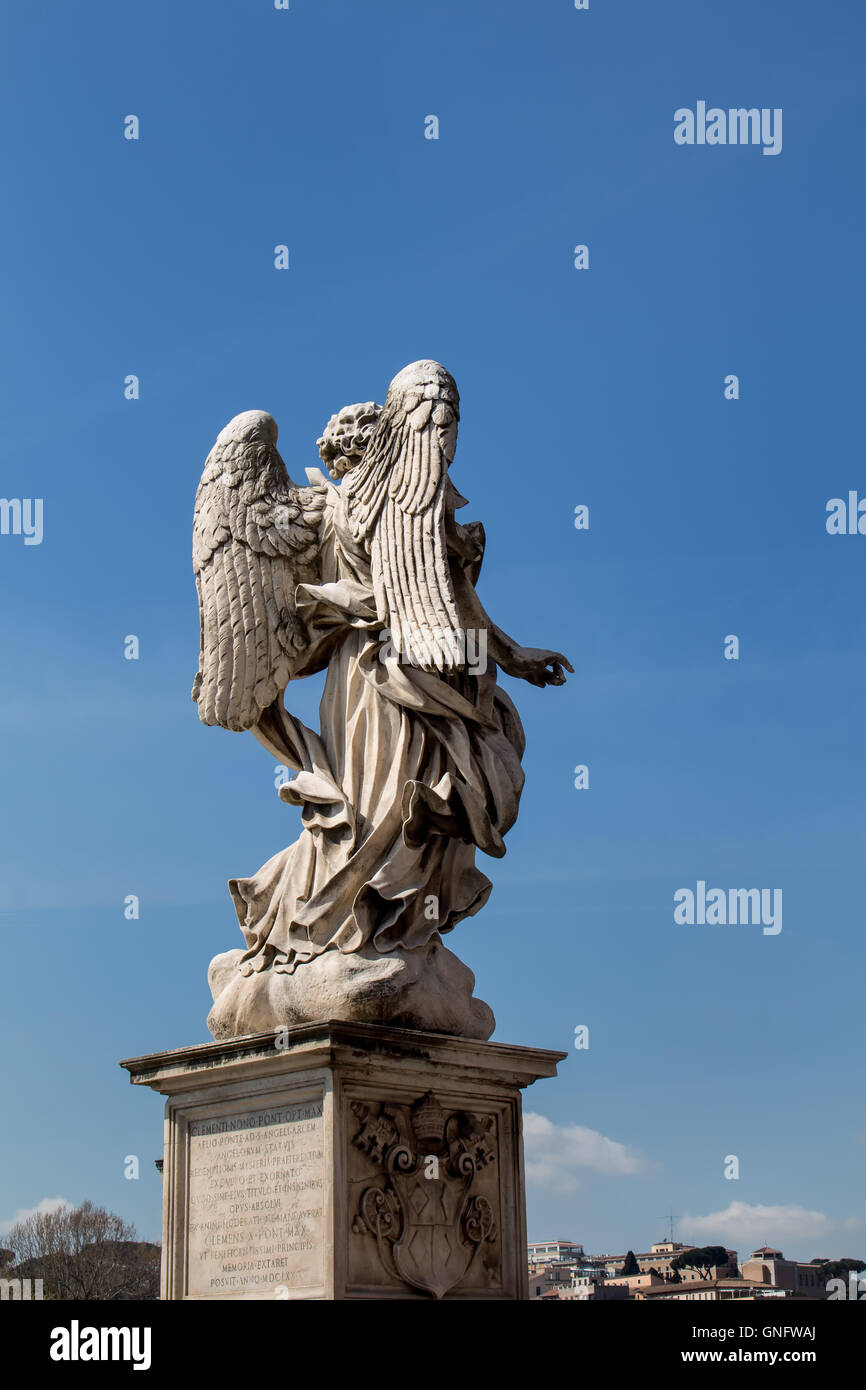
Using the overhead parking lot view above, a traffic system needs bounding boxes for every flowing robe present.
[229,476,525,975]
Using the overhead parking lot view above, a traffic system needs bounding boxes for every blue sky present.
[0,0,863,1265]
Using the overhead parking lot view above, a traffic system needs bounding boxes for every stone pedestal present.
[121,1021,564,1301]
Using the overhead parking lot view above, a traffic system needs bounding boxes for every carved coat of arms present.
[351,1092,499,1299]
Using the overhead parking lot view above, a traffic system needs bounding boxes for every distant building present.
[635,1278,785,1302]
[597,1241,737,1282]
[563,1271,629,1301]
[529,1236,848,1302]
[606,1272,668,1294]
[528,1240,585,1266]
[528,1265,560,1299]
[528,1265,628,1301]
[740,1247,826,1299]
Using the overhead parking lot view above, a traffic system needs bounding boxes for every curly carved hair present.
[316,401,382,479]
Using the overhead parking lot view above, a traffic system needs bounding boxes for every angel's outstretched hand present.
[507,647,574,687]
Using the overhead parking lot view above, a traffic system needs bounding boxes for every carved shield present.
[389,1173,475,1299]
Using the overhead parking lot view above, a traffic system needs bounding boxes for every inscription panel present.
[186,1097,324,1297]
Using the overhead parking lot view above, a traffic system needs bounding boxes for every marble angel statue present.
[193,360,571,1040]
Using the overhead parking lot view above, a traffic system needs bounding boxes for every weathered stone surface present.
[121,1022,565,1301]
[207,937,495,1042]
[186,1098,324,1297]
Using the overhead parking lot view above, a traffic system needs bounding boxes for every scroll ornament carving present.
[351,1092,498,1298]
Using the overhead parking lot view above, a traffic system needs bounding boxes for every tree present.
[4,1201,160,1300]
[809,1257,865,1283]
[670,1245,729,1282]
[621,1250,640,1277]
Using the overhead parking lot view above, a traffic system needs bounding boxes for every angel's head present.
[387,360,459,406]
[386,360,460,463]
[317,402,382,479]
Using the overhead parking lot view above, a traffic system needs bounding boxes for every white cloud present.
[680,1201,832,1250]
[0,1196,72,1239]
[523,1113,646,1195]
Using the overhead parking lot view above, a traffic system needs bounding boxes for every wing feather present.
[348,387,463,673]
[192,410,325,730]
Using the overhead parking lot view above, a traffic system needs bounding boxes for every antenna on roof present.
[660,1209,678,1243]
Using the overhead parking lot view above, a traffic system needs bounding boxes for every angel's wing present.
[192,410,327,731]
[341,361,464,672]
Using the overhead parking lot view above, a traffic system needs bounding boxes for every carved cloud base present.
[121,1022,565,1300]
[206,936,495,1042]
